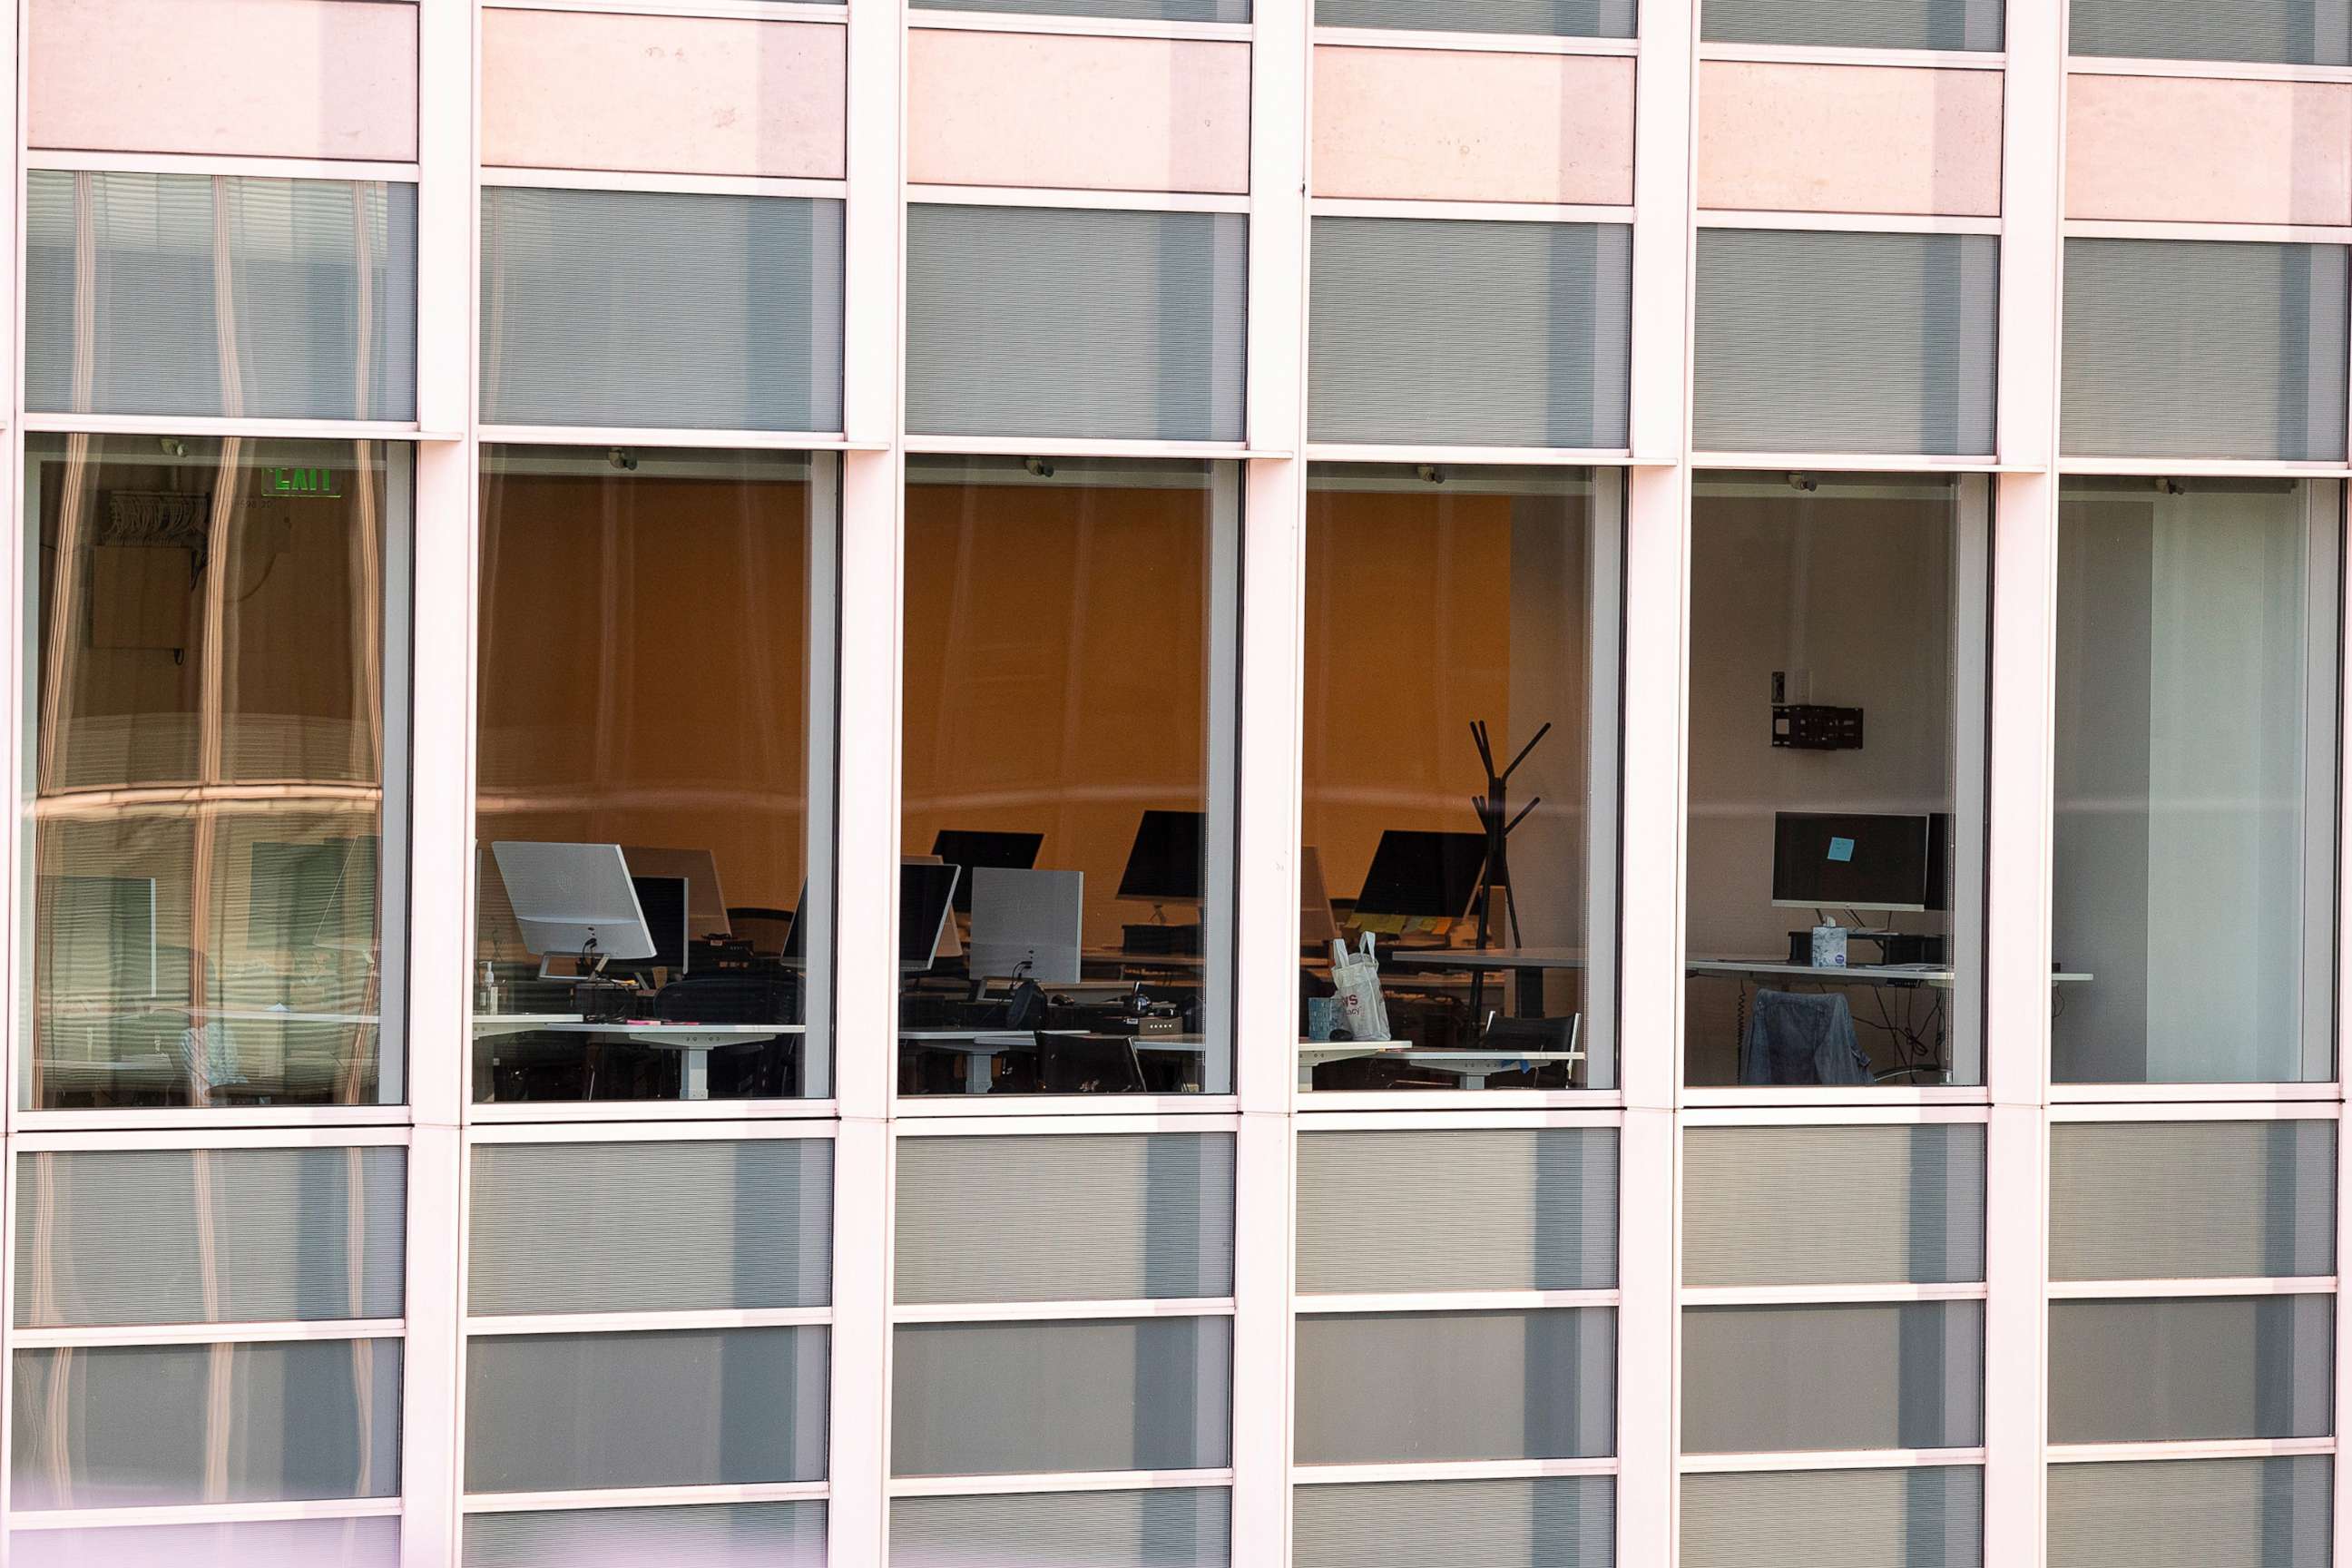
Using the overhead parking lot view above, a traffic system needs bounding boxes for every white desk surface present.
[1687,958,2093,985]
[473,1014,804,1044]
[1384,946,1587,971]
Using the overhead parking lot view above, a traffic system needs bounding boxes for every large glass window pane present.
[1293,1477,1614,1568]
[465,1503,823,1568]
[2050,1120,2336,1280]
[2053,480,2340,1084]
[463,1327,828,1493]
[894,1133,1234,1304]
[15,1146,404,1327]
[899,457,1238,1097]
[25,172,416,422]
[1681,1467,1981,1568]
[22,435,409,1110]
[891,1489,1231,1568]
[1299,466,1621,1092]
[2048,1296,2334,1444]
[1315,0,1632,35]
[472,446,836,1103]
[2070,0,2352,66]
[1293,1308,1615,1464]
[479,188,844,433]
[1684,473,1990,1087]
[1683,1125,1984,1288]
[889,1317,1232,1476]
[11,1339,401,1507]
[2047,1455,2329,1568]
[1702,0,1998,49]
[467,1139,831,1316]
[1681,1302,1984,1454]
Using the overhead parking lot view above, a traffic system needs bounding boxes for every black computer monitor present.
[1352,830,1488,919]
[932,829,1044,915]
[1770,812,1950,913]
[628,875,690,974]
[1117,809,1205,903]
[901,862,962,969]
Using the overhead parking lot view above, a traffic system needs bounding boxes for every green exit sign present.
[267,466,340,498]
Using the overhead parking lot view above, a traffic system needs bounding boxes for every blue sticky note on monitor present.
[1827,837,1856,863]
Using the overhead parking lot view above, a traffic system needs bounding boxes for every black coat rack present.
[1468,719,1549,1024]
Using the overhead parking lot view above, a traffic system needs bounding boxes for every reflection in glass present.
[1298,466,1621,1093]
[2054,480,2340,1083]
[22,436,408,1109]
[472,446,837,1103]
[1683,473,1989,1087]
[898,456,1239,1096]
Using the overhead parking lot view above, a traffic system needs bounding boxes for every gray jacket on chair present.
[1740,988,1873,1085]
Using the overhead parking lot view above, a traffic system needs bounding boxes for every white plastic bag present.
[1329,934,1393,1043]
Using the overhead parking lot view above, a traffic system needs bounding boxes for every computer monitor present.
[1770,812,1950,913]
[1117,809,1205,904]
[1299,847,1341,946]
[627,875,690,975]
[1352,830,1487,919]
[782,862,963,972]
[931,829,1045,915]
[490,841,656,961]
[620,847,729,938]
[969,867,1083,984]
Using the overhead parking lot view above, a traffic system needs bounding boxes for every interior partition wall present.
[0,4,2345,1568]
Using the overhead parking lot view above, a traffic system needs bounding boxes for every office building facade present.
[0,0,2346,1564]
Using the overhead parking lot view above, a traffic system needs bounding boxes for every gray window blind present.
[2071,1,2351,65]
[1315,0,1634,35]
[906,204,1245,441]
[1695,229,1998,455]
[1294,1477,1614,1568]
[467,1140,831,1317]
[463,1328,828,1494]
[890,1317,1232,1477]
[1702,0,2000,49]
[2050,1121,2336,1280]
[1309,218,1632,448]
[480,186,845,432]
[1681,1302,1984,1454]
[1681,1467,1982,1568]
[464,1503,825,1568]
[926,0,1247,19]
[15,1518,402,1568]
[2062,239,2349,461]
[1297,1130,1617,1295]
[2049,1296,2334,1444]
[2047,1456,2330,1568]
[891,1488,1231,1568]
[14,1147,405,1328]
[10,1340,402,1509]
[894,1133,1234,1305]
[1294,1309,1615,1464]
[1683,1125,1985,1289]
[25,171,416,420]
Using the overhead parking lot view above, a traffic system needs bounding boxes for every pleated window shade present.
[891,1489,1232,1568]
[926,0,1246,17]
[1694,229,1998,455]
[1682,1125,1985,1289]
[463,1327,829,1494]
[894,1133,1233,1305]
[1309,217,1632,447]
[2048,1296,2335,1445]
[479,186,845,432]
[15,1518,402,1568]
[1315,0,1633,35]
[2046,1456,2331,1568]
[1681,1302,1984,1454]
[1681,1467,1983,1568]
[906,204,1246,441]
[2071,0,2350,64]
[464,1503,826,1568]
[2050,1121,2335,1281]
[1293,1477,1614,1568]
[1702,0,1999,49]
[1295,1128,1616,1295]
[10,1340,403,1509]
[24,170,416,420]
[1293,1309,1616,1464]
[466,1139,832,1317]
[2062,239,2350,461]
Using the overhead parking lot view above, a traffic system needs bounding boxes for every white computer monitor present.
[969,867,1083,985]
[490,842,656,961]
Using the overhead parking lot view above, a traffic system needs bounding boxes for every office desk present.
[1384,946,1585,1017]
[1298,1042,1586,1091]
[901,1029,1204,1094]
[1685,958,2095,987]
[473,1014,803,1101]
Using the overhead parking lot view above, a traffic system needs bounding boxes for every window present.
[2053,480,2339,1084]
[898,456,1239,1098]
[2069,0,2352,66]
[471,446,837,1105]
[1701,0,1999,50]
[22,435,410,1110]
[1299,466,1622,1093]
[1314,0,1632,36]
[1684,473,1989,1089]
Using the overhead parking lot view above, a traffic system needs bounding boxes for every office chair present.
[1036,1031,1148,1093]
[1739,989,1873,1085]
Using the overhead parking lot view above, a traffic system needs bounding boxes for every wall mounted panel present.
[2067,75,2352,227]
[1697,63,2002,219]
[1311,48,1634,205]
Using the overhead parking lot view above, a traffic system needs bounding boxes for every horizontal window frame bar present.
[2067,54,2352,85]
[1680,1447,1987,1475]
[2053,457,2352,481]
[2048,1100,2346,1122]
[461,1480,829,1514]
[477,425,867,452]
[1308,197,1632,226]
[1295,1289,1620,1314]
[2047,1083,2347,1105]
[12,1125,411,1152]
[466,1307,832,1337]
[1680,1103,1992,1128]
[889,1090,1244,1117]
[1679,1084,1994,1109]
[1311,25,1638,57]
[886,1467,1234,1499]
[24,149,419,182]
[492,0,846,23]
[466,1099,842,1126]
[1296,1089,1626,1112]
[890,1297,1236,1325]
[1295,1107,1624,1132]
[20,414,426,442]
[909,183,1250,214]
[465,1118,837,1146]
[1293,1456,1620,1485]
[1303,443,1634,466]
[1697,42,2004,70]
[1681,455,2014,476]
[1681,1283,1988,1308]
[11,1318,406,1349]
[2064,218,2352,245]
[891,1111,1240,1137]
[912,8,1249,43]
[10,1497,402,1531]
[14,1106,413,1135]
[2047,1277,2337,1300]
[479,166,846,201]
[1697,209,2002,235]
[2045,1436,2338,1465]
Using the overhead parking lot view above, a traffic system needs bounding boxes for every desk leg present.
[964,1052,992,1094]
[680,1048,710,1102]
[1462,1069,1489,1090]
[1298,1056,1312,1093]
[1514,967,1542,1018]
